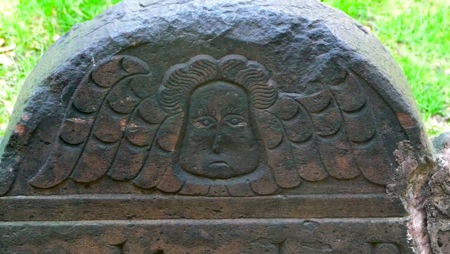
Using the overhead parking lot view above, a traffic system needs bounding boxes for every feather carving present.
[29,55,153,188]
[28,54,403,195]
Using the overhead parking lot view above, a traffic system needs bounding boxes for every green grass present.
[0,0,121,136]
[0,0,448,136]
[323,0,450,135]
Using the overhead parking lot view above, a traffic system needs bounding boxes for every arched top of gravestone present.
[0,0,432,196]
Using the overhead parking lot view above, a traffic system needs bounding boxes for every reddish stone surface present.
[0,0,433,252]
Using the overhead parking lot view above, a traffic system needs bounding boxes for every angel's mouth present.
[208,161,229,168]
[202,161,235,179]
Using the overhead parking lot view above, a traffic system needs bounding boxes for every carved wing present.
[263,56,404,186]
[29,53,403,194]
[29,55,170,188]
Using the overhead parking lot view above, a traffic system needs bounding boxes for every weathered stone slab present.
[2,219,409,253]
[0,0,434,252]
[0,194,406,221]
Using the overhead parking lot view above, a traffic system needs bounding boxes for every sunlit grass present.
[323,0,450,135]
[0,0,121,136]
[0,0,448,136]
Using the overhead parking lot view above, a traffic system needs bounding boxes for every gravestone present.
[0,0,435,253]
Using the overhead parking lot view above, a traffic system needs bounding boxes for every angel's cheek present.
[178,124,260,178]
[178,127,216,171]
[224,127,260,171]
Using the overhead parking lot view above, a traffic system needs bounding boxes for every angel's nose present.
[212,133,223,154]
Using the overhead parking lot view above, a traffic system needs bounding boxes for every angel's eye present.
[225,116,247,127]
[193,117,216,129]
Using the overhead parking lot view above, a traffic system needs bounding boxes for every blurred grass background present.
[0,0,448,136]
[323,0,450,136]
[0,0,122,137]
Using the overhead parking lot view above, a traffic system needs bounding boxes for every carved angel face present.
[178,81,260,179]
[28,54,395,197]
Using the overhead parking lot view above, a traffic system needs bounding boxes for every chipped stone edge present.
[391,140,435,254]
[426,132,450,254]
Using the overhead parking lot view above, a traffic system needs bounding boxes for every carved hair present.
[159,55,278,114]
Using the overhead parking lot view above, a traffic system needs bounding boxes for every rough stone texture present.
[1,220,409,253]
[0,0,434,253]
[427,132,450,254]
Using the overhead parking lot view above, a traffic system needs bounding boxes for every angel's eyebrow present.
[192,106,216,118]
[221,105,245,116]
